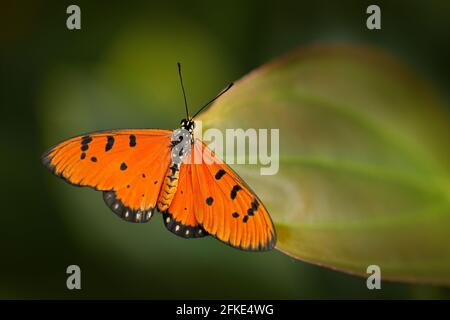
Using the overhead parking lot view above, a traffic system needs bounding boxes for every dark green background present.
[1,0,449,299]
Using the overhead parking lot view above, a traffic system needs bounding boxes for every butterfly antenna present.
[192,82,234,119]
[177,62,189,118]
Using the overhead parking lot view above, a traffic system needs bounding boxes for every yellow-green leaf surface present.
[198,45,450,285]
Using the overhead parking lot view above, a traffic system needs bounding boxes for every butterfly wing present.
[42,129,172,222]
[162,163,209,238]
[165,139,276,251]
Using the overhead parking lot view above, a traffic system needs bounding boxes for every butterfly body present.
[42,67,276,251]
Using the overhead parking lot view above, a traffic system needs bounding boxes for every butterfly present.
[42,63,276,251]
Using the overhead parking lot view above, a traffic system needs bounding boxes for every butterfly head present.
[180,118,195,133]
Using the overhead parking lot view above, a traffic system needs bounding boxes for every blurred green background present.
[1,0,450,298]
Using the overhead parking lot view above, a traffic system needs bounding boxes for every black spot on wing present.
[90,156,97,162]
[129,134,136,147]
[80,152,86,160]
[230,185,242,200]
[162,211,208,239]
[243,215,249,223]
[103,191,153,223]
[215,169,226,180]
[120,162,127,170]
[206,197,214,206]
[251,199,259,211]
[81,135,92,145]
[105,136,114,152]
[80,136,92,151]
[232,212,240,218]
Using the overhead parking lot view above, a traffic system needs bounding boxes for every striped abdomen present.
[157,162,180,211]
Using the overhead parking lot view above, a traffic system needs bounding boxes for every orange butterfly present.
[42,63,276,251]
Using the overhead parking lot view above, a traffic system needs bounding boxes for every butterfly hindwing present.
[162,163,208,238]
[42,129,172,222]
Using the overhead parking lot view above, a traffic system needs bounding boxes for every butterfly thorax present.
[157,119,194,211]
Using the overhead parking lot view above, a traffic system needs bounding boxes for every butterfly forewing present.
[42,129,172,222]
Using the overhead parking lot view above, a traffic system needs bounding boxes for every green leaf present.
[198,45,450,285]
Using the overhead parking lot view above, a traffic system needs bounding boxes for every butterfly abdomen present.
[157,128,192,212]
[157,162,180,211]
